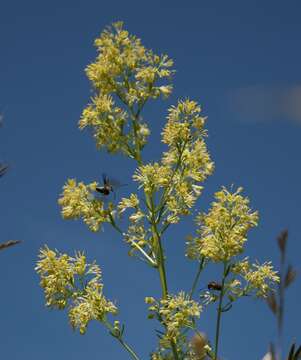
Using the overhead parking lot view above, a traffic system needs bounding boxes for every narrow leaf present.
[288,343,296,360]
[277,229,288,254]
[0,164,9,178]
[285,265,297,288]
[221,303,232,312]
[294,344,301,359]
[0,240,21,251]
[266,291,278,315]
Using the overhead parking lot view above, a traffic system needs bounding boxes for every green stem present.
[108,212,123,234]
[151,221,168,298]
[103,320,140,360]
[189,257,205,300]
[151,215,180,360]
[277,250,286,360]
[109,212,156,266]
[159,221,170,236]
[155,141,188,222]
[214,263,228,360]
[171,342,180,360]
[146,192,168,298]
[147,194,180,360]
[117,90,178,359]
[117,337,141,360]
[130,238,157,267]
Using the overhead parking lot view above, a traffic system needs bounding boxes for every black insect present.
[95,174,114,196]
[207,281,222,291]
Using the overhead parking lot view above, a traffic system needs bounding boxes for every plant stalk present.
[189,257,205,300]
[151,218,168,298]
[277,251,286,360]
[125,91,178,359]
[214,263,228,360]
[104,320,141,360]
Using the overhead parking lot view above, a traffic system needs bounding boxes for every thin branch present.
[0,240,21,251]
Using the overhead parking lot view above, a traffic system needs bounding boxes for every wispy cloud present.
[227,85,301,125]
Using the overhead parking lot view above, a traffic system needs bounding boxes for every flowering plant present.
[36,22,279,360]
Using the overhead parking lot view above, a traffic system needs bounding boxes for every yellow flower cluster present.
[165,174,199,224]
[86,22,173,100]
[58,179,110,232]
[133,163,172,193]
[124,222,151,258]
[79,22,174,156]
[79,94,128,154]
[186,187,258,262]
[146,292,202,344]
[151,353,173,360]
[160,100,214,223]
[118,194,155,260]
[232,259,279,297]
[118,193,140,213]
[36,246,79,309]
[162,100,205,145]
[36,247,117,334]
[130,100,214,226]
[69,281,117,334]
[162,99,213,181]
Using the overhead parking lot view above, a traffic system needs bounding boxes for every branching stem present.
[103,320,141,360]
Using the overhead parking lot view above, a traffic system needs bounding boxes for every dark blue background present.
[0,1,300,359]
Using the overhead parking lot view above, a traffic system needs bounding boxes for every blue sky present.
[0,1,300,359]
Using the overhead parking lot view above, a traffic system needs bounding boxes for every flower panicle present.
[36,246,117,334]
[80,22,174,156]
[232,259,280,298]
[58,178,111,232]
[118,193,140,213]
[146,292,202,344]
[186,186,259,262]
